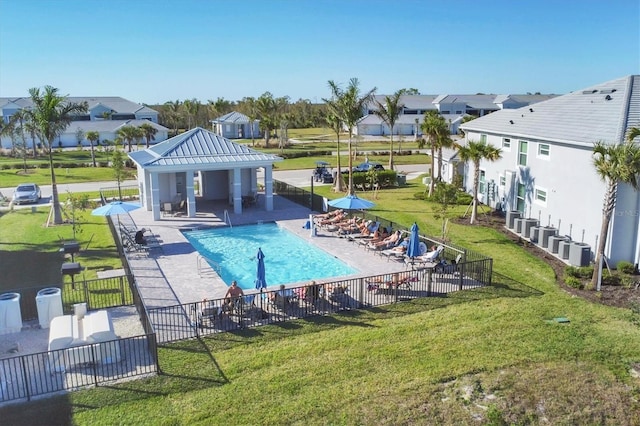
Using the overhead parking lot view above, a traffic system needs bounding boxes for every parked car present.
[343,162,385,173]
[12,183,41,204]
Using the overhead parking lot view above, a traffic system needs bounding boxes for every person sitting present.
[304,280,321,301]
[134,229,146,245]
[223,280,245,312]
[389,237,410,254]
[269,284,292,308]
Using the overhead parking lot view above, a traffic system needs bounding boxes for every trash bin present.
[0,293,22,335]
[36,287,63,329]
[396,174,406,186]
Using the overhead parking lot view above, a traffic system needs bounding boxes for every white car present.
[12,183,41,204]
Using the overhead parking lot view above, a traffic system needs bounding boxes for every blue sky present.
[1,0,638,104]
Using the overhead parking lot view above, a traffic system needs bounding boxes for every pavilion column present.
[233,168,242,214]
[186,171,196,218]
[264,166,274,211]
[150,172,161,221]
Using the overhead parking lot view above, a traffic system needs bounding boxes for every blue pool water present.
[182,223,357,290]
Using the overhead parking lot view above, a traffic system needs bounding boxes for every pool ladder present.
[223,209,232,228]
[197,255,221,278]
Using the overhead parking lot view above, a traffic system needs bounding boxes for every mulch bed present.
[451,210,640,310]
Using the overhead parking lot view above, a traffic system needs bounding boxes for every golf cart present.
[312,161,334,183]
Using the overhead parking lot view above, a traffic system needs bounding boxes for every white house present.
[459,75,640,266]
[357,93,556,137]
[0,96,169,149]
[211,111,260,139]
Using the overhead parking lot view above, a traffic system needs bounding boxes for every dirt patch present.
[452,211,640,309]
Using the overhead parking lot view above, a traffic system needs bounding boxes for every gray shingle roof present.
[460,75,639,147]
[129,127,282,168]
[0,96,155,115]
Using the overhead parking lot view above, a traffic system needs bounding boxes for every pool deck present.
[121,195,409,309]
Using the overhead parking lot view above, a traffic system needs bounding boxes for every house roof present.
[0,96,156,116]
[128,127,282,169]
[460,75,640,147]
[212,111,257,124]
[69,119,167,134]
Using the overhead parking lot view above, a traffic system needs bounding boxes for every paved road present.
[0,164,429,209]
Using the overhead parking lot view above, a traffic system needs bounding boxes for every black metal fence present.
[99,185,140,203]
[0,334,158,403]
[148,263,491,343]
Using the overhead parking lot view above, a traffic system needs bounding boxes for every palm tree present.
[183,98,201,129]
[242,97,258,146]
[117,125,143,152]
[435,123,454,182]
[590,131,640,289]
[85,130,99,167]
[23,86,87,225]
[139,122,157,148]
[373,90,404,170]
[325,112,344,192]
[421,111,446,196]
[256,92,277,148]
[324,78,376,195]
[456,139,502,224]
[163,100,182,134]
[628,127,640,141]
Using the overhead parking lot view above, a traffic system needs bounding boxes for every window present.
[516,183,526,212]
[518,140,528,166]
[502,138,511,149]
[480,134,487,143]
[455,110,463,114]
[499,175,506,186]
[479,170,486,194]
[538,143,550,157]
[535,188,547,204]
[441,110,450,114]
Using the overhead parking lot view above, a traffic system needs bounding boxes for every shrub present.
[602,272,622,286]
[564,266,581,278]
[0,164,12,170]
[38,163,49,169]
[564,276,583,289]
[616,260,636,274]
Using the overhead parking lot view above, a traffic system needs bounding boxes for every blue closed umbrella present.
[255,248,267,310]
[406,222,422,260]
[328,194,375,210]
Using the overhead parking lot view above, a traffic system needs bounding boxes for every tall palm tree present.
[163,99,182,134]
[23,86,87,225]
[435,122,454,182]
[421,111,447,196]
[325,111,344,192]
[373,90,404,170]
[590,131,640,289]
[139,122,157,148]
[117,125,143,152]
[456,139,502,224]
[85,130,99,167]
[628,127,640,141]
[243,97,258,146]
[256,92,277,148]
[183,98,201,129]
[324,78,376,195]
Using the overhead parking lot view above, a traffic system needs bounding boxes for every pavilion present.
[128,127,283,220]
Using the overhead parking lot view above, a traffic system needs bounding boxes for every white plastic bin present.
[36,287,63,329]
[0,293,22,335]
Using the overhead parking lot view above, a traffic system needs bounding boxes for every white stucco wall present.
[464,130,639,264]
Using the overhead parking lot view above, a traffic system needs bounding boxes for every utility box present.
[558,240,572,260]
[522,219,539,239]
[506,211,521,230]
[529,226,541,244]
[569,242,591,267]
[548,235,569,254]
[539,227,557,249]
[514,218,524,234]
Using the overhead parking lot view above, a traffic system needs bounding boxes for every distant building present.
[357,93,556,137]
[211,111,261,139]
[0,96,169,149]
[459,75,640,266]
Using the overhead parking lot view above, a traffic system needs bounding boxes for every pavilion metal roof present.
[128,127,282,168]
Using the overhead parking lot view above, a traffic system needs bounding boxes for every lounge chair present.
[366,274,418,292]
[368,230,402,251]
[406,245,444,269]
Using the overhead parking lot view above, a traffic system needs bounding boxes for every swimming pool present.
[182,223,357,290]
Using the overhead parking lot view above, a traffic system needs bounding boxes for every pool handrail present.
[197,254,221,277]
[223,209,232,228]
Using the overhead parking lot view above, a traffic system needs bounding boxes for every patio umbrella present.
[328,194,375,210]
[406,222,424,269]
[91,201,141,227]
[255,248,267,310]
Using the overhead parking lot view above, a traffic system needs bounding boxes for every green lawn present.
[1,175,639,424]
